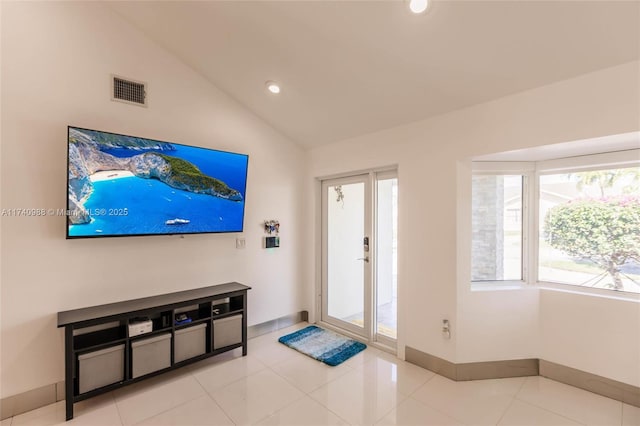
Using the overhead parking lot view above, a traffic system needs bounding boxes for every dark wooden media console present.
[57,282,250,420]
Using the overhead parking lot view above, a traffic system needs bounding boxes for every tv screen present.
[67,126,248,238]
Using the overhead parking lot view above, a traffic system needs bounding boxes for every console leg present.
[65,398,73,421]
[64,326,74,421]
[242,295,248,357]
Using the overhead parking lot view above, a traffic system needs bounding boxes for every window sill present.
[470,281,531,292]
[469,280,640,302]
[537,281,640,302]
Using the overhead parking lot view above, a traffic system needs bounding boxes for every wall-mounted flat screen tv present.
[67,126,248,239]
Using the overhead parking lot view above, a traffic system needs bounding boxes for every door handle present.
[356,257,370,263]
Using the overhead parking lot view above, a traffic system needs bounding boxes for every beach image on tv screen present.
[67,127,248,238]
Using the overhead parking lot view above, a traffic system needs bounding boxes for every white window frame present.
[471,162,534,287]
[534,149,640,296]
[471,149,639,298]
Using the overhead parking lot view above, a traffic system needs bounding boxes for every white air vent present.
[111,75,147,107]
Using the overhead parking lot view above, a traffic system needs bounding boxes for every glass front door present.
[321,171,398,348]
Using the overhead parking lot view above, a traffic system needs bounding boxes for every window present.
[538,166,640,293]
[471,174,524,282]
[472,151,640,295]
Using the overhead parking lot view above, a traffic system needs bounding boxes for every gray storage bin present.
[78,344,124,394]
[175,323,207,363]
[131,333,171,378]
[213,315,242,349]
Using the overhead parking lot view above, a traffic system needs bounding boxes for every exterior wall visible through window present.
[471,175,523,282]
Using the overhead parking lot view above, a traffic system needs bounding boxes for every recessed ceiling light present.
[265,81,281,94]
[409,0,429,14]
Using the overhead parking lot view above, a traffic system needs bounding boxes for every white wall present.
[0,2,306,398]
[308,61,640,385]
[540,290,640,386]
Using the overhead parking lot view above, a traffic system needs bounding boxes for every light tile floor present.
[3,322,639,426]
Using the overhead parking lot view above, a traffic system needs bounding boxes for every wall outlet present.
[442,319,451,339]
[236,237,246,249]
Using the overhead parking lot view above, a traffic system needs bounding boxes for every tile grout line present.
[512,378,591,426]
[190,364,250,426]
[367,360,444,423]
[189,350,303,425]
[117,373,207,425]
[129,392,231,426]
[511,398,589,425]
[511,376,529,401]
[303,387,353,426]
[7,399,62,425]
[404,371,437,398]
[499,375,529,425]
[619,401,623,426]
[197,386,237,426]
[309,348,423,425]
[250,391,307,425]
[124,392,197,425]
[355,356,429,423]
[110,391,125,426]
[373,392,410,425]
[283,348,377,426]
[302,362,366,425]
[406,392,468,425]
[495,394,518,425]
[259,349,350,424]
[351,356,409,425]
[407,371,438,398]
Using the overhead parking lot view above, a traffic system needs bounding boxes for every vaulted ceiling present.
[109,1,640,148]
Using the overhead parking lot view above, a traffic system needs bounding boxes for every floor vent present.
[111,75,147,107]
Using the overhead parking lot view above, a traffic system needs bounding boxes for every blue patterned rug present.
[278,325,367,366]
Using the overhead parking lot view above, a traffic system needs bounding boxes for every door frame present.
[318,168,398,351]
[372,169,398,350]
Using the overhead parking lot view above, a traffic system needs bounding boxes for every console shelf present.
[73,327,126,352]
[57,282,250,420]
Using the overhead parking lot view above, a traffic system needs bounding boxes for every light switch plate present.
[236,237,246,249]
